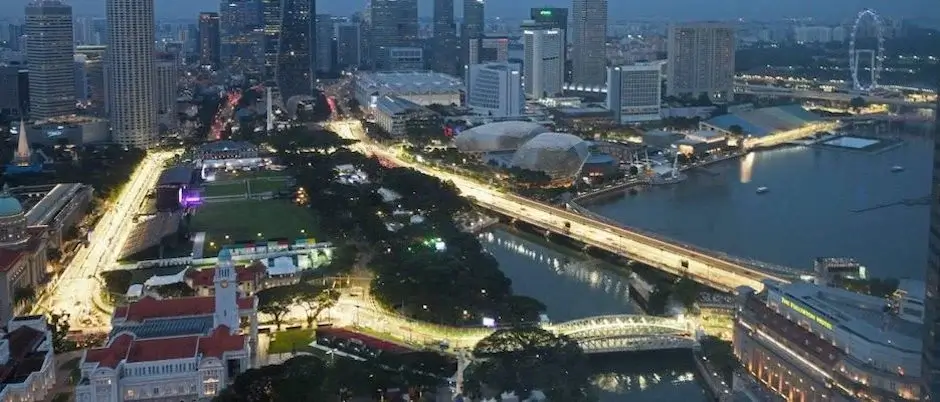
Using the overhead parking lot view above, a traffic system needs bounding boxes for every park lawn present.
[190,199,320,255]
[203,181,248,197]
[268,328,315,354]
[246,177,291,194]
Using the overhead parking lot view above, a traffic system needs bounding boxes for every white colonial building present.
[75,249,258,402]
[0,316,57,402]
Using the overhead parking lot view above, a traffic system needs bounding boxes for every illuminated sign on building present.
[782,297,833,330]
[539,10,552,16]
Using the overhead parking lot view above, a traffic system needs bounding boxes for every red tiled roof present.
[114,296,256,322]
[84,333,133,369]
[85,326,246,366]
[186,263,265,288]
[127,336,199,363]
[198,325,246,358]
[745,295,843,367]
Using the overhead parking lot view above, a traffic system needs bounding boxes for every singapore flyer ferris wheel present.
[848,9,885,91]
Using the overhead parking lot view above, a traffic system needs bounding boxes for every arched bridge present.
[546,314,699,354]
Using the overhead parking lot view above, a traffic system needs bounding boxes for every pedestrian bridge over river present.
[545,314,698,354]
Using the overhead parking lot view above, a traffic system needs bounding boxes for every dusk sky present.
[1,0,938,22]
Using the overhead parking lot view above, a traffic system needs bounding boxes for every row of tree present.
[257,282,341,330]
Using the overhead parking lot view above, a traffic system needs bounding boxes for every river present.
[585,130,932,280]
[480,227,710,401]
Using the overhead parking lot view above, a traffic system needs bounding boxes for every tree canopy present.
[465,327,592,401]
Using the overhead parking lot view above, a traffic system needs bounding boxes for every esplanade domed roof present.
[454,121,549,153]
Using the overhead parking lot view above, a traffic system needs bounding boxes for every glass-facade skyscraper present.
[431,0,457,75]
[277,0,315,101]
[261,0,281,80]
[571,0,607,87]
[368,0,418,70]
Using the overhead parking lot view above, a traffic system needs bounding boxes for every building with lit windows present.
[277,0,316,101]
[607,64,662,123]
[466,62,523,117]
[667,22,735,103]
[335,22,361,69]
[372,95,441,137]
[522,26,564,99]
[198,12,221,69]
[734,281,923,402]
[75,250,258,402]
[0,188,49,324]
[386,47,424,71]
[25,0,75,120]
[571,0,607,87]
[105,0,158,148]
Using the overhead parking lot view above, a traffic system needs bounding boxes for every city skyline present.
[2,0,939,22]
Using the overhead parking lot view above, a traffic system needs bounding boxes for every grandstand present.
[119,212,183,260]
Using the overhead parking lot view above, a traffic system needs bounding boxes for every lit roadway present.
[329,120,789,293]
[734,83,935,108]
[35,150,177,329]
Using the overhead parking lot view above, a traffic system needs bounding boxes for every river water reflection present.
[480,228,709,401]
[586,133,932,280]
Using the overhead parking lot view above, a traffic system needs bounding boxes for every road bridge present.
[734,84,935,109]
[331,120,798,293]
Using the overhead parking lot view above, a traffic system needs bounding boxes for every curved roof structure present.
[0,195,23,218]
[454,121,549,153]
[511,133,591,179]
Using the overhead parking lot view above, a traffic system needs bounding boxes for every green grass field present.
[202,177,291,197]
[190,199,320,255]
[268,328,315,354]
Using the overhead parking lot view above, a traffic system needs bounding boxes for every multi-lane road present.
[329,120,788,292]
[35,150,176,329]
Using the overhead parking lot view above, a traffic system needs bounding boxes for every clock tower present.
[213,248,239,332]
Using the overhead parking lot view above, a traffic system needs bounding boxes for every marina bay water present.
[480,228,710,401]
[586,130,932,280]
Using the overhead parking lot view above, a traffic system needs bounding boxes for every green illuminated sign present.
[782,297,833,330]
[539,10,552,16]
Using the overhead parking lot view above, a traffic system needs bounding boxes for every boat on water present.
[756,186,769,194]
[891,165,905,172]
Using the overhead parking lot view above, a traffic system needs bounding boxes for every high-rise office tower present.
[522,27,564,99]
[431,0,457,75]
[278,0,315,101]
[667,22,735,102]
[335,22,361,69]
[106,0,158,148]
[607,64,662,123]
[466,62,523,117]
[468,36,509,65]
[155,52,179,130]
[198,12,221,69]
[571,0,607,87]
[220,0,262,70]
[530,7,568,80]
[369,0,418,70]
[315,14,334,73]
[461,0,484,66]
[75,45,106,117]
[261,0,282,80]
[25,0,75,120]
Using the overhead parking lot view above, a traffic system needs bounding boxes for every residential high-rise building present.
[25,0,75,120]
[335,22,361,69]
[220,0,262,71]
[198,12,221,69]
[522,27,564,99]
[431,0,457,75]
[571,0,607,87]
[466,62,523,117]
[607,64,662,123]
[261,0,282,80]
[667,22,735,103]
[106,0,158,148]
[278,0,315,101]
[369,0,418,70]
[315,14,334,73]
[461,0,484,66]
